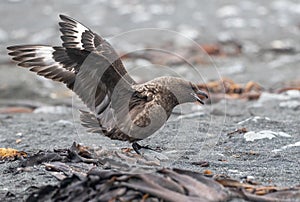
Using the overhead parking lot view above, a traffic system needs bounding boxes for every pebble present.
[52,120,73,126]
[270,40,293,50]
[175,111,205,121]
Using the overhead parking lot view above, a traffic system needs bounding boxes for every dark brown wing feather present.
[7,45,77,89]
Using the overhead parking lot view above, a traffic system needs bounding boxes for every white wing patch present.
[95,94,110,115]
[33,46,75,72]
[59,15,91,50]
[8,45,75,73]
[71,22,89,49]
[35,46,58,65]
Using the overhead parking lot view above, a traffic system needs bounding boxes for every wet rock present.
[284,90,300,98]
[244,130,291,142]
[222,17,246,28]
[237,116,271,125]
[0,107,33,114]
[52,120,73,126]
[256,91,300,107]
[33,106,72,114]
[279,100,300,109]
[269,40,296,54]
[219,63,245,75]
[257,92,288,103]
[11,28,29,39]
[0,28,8,42]
[216,5,240,18]
[272,141,300,153]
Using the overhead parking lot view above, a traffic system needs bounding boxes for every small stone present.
[15,139,22,144]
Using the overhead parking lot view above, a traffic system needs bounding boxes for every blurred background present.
[0,1,300,193]
[0,0,300,102]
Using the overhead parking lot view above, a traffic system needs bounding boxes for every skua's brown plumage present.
[7,15,208,153]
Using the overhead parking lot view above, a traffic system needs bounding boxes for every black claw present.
[132,143,156,154]
[132,142,142,155]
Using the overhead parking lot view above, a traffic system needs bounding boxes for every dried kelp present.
[197,78,263,102]
[19,143,300,202]
[20,142,164,171]
[26,167,300,202]
[0,148,27,160]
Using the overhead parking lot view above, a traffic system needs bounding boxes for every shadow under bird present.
[7,15,208,154]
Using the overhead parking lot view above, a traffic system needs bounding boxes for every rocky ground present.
[0,0,300,201]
